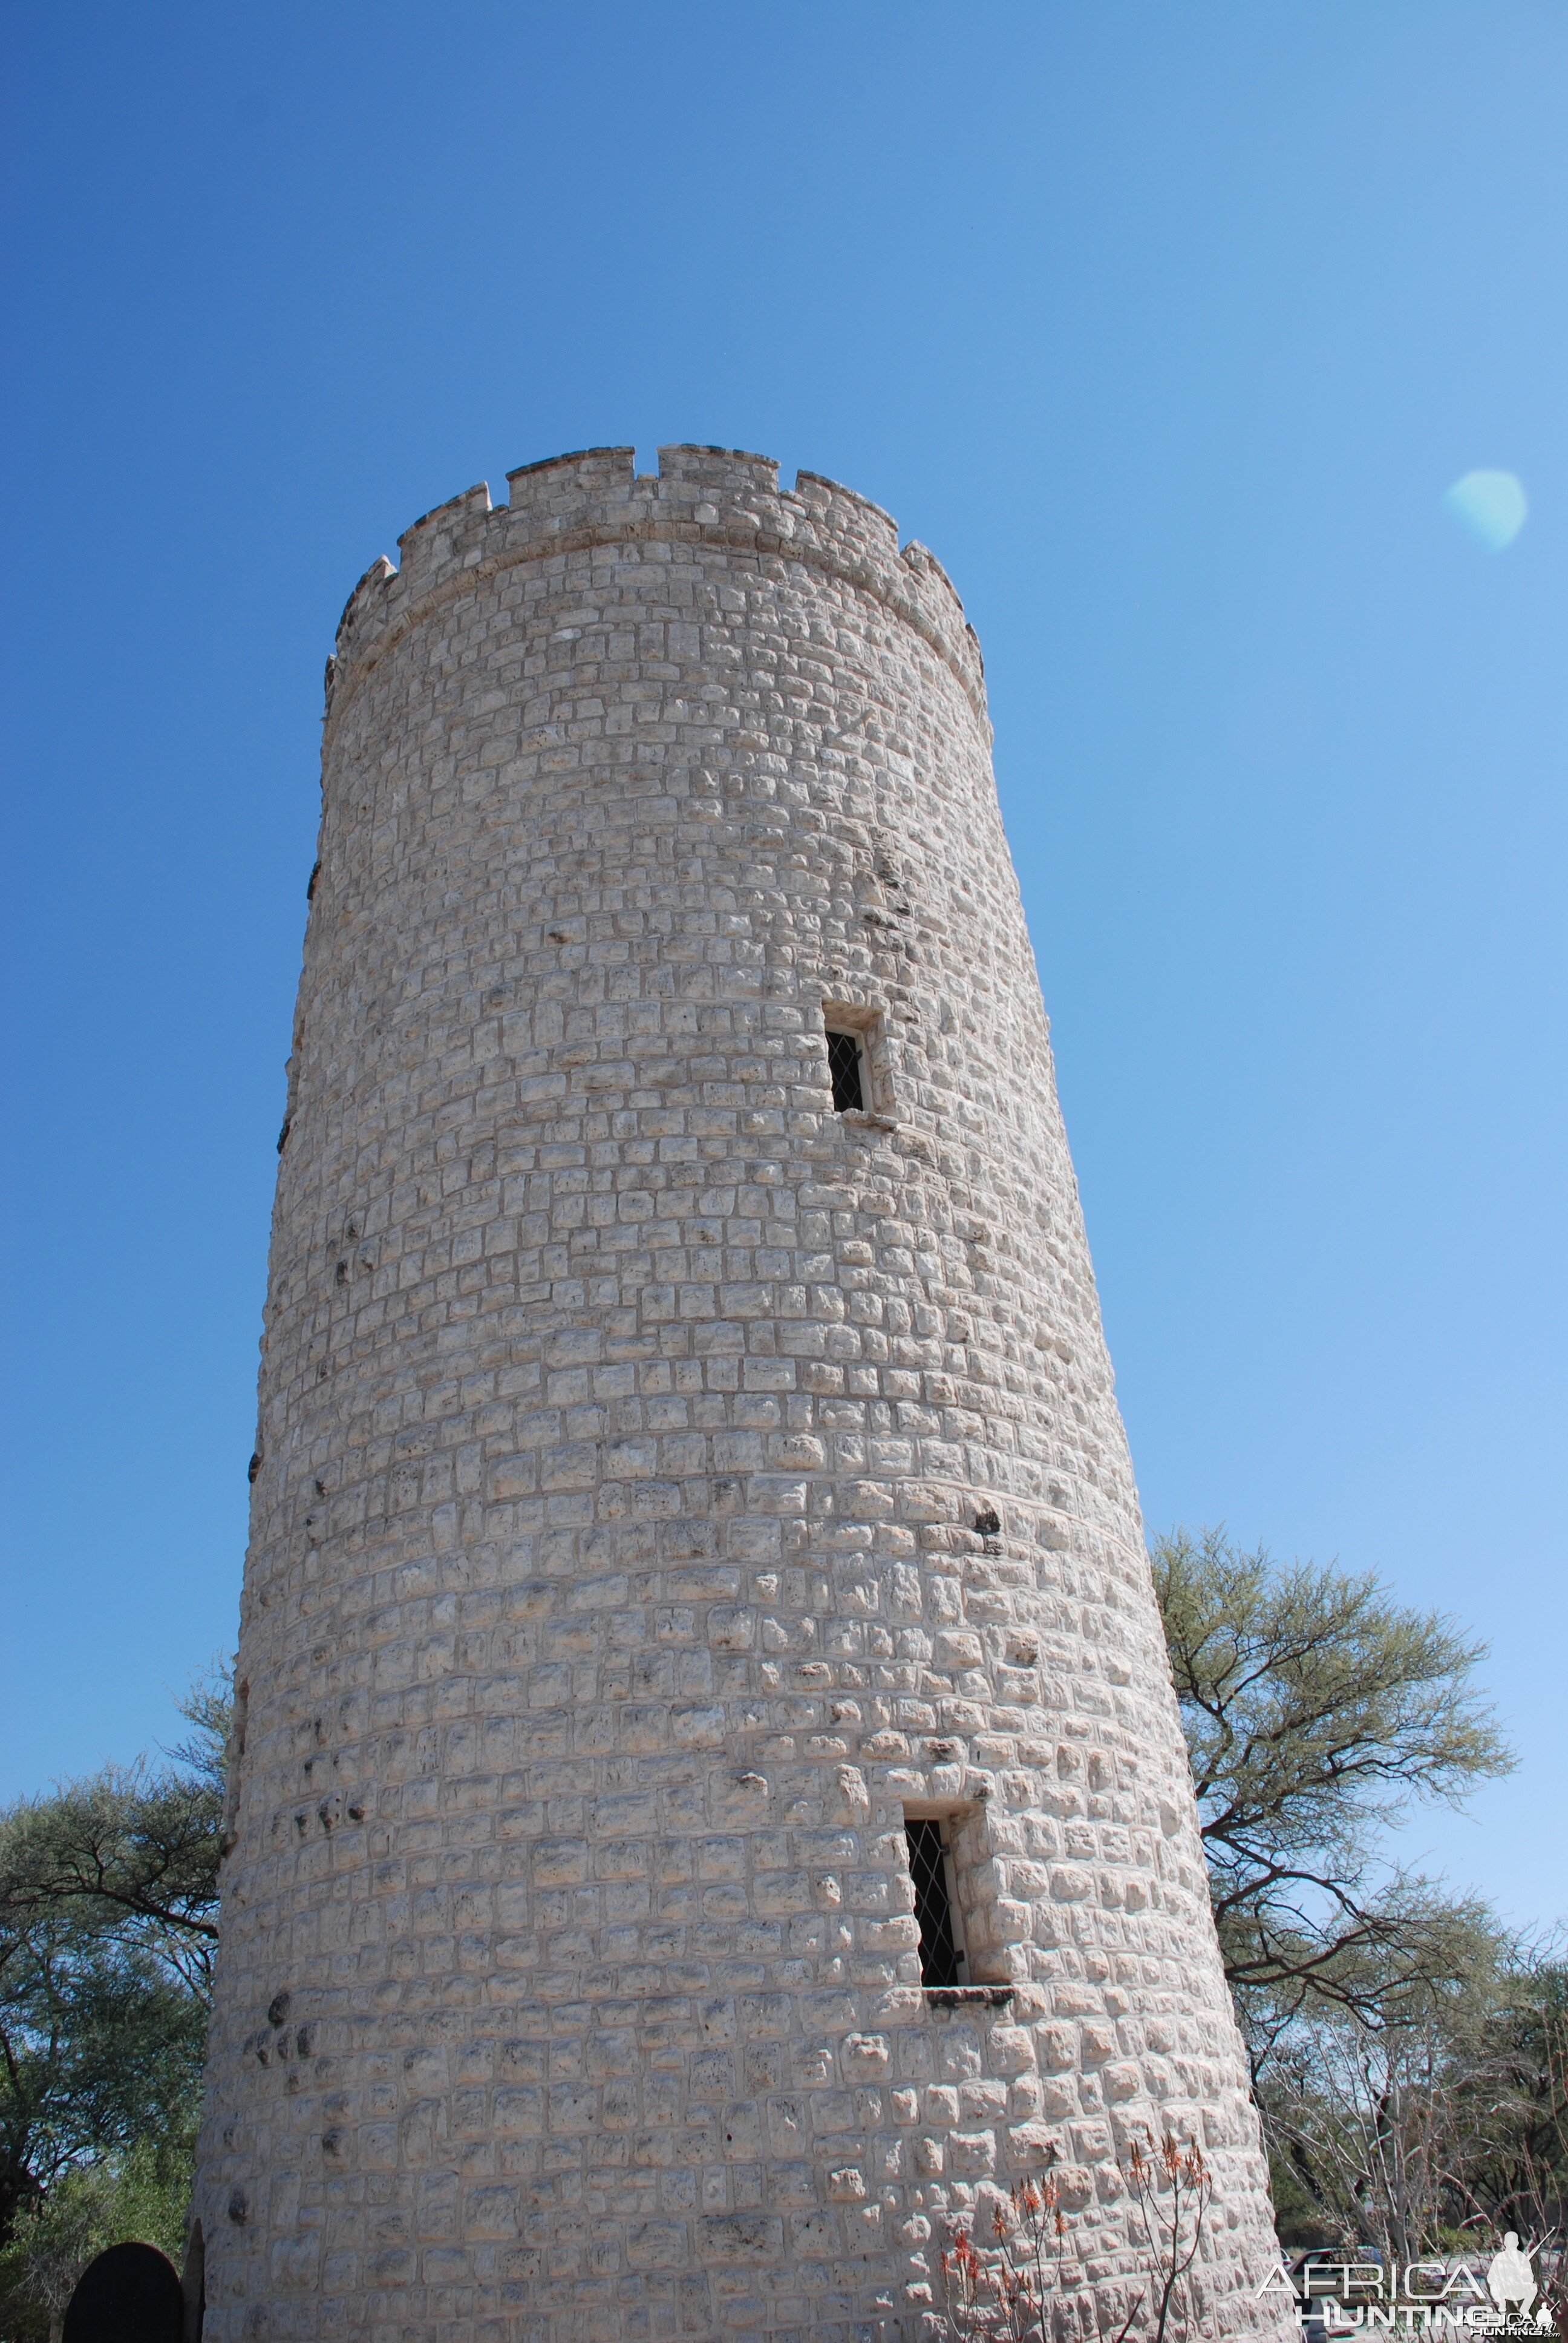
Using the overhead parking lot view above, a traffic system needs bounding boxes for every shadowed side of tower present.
[192,447,1287,2342]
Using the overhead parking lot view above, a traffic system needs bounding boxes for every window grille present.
[906,1817,963,1987]
[826,1027,864,1112]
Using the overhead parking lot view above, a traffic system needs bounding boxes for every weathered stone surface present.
[192,446,1288,2340]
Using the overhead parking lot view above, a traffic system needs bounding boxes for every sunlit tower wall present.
[192,446,1288,2343]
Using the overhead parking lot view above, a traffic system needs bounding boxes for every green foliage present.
[1150,1527,1563,2262]
[0,1906,206,2235]
[1255,1944,1568,2258]
[0,2124,194,2339]
[1151,1526,1514,2028]
[0,1669,227,2288]
[0,1678,227,2004]
[1429,1952,1568,2249]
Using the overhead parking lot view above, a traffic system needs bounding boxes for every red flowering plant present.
[933,2134,1212,2343]
[1124,2134,1214,2343]
[936,2163,1143,2343]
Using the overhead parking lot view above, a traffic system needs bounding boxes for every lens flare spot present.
[1442,470,1527,551]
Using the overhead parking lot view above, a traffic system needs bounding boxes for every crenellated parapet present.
[324,442,985,736]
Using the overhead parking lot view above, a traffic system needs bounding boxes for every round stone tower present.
[192,447,1286,2342]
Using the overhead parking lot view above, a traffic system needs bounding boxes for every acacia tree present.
[0,1907,204,2248]
[1151,1527,1514,2037]
[1445,1959,1568,2249]
[0,1677,227,2259]
[0,1685,227,2007]
[1148,1529,1564,2258]
[1255,1942,1568,2269]
[1259,1971,1481,2259]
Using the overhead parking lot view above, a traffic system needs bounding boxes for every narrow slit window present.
[826,1027,865,1113]
[906,1817,964,1987]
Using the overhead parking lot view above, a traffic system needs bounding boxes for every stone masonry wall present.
[191,445,1289,2343]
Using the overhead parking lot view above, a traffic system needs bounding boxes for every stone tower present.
[192,447,1286,2343]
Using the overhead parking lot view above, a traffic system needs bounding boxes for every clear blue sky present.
[2,4,1563,1928]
